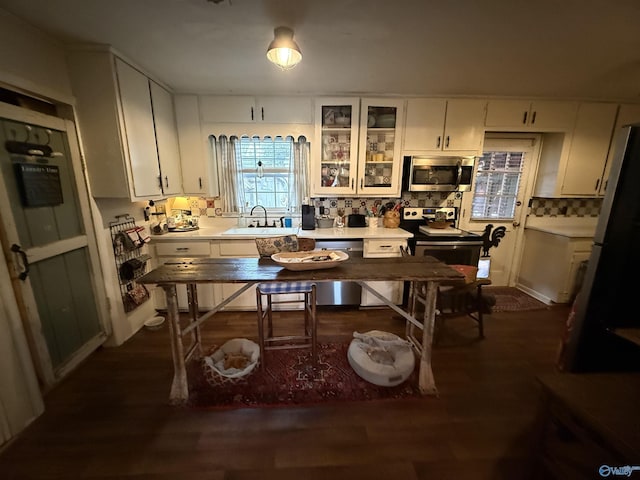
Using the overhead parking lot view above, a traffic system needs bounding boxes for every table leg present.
[186,283,202,355]
[418,280,439,395]
[162,284,189,405]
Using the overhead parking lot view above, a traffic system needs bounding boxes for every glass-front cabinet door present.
[313,97,360,195]
[313,97,405,196]
[357,98,405,196]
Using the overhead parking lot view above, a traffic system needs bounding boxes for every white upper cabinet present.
[599,104,640,195]
[311,97,405,197]
[403,98,486,154]
[533,102,618,197]
[485,100,578,131]
[116,59,163,197]
[199,95,312,124]
[149,80,183,196]
[560,103,617,196]
[67,49,183,200]
[174,95,219,196]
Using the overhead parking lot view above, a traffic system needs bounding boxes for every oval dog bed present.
[347,330,415,387]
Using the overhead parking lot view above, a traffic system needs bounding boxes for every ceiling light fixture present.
[266,26,302,70]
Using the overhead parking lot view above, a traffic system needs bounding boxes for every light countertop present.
[150,218,412,241]
[524,216,598,238]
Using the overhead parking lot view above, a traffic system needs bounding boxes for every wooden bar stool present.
[255,235,318,370]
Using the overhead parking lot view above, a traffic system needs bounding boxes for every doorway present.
[0,103,108,388]
[458,134,541,286]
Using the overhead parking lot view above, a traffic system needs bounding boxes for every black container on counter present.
[301,204,316,230]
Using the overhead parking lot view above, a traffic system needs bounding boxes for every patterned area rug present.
[187,342,421,408]
[485,286,549,312]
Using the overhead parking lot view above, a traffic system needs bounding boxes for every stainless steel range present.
[400,207,483,266]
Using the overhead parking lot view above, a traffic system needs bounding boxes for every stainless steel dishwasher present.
[315,239,363,306]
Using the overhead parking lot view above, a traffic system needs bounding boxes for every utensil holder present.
[383,211,400,228]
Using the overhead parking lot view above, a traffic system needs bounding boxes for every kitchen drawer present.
[218,240,258,257]
[155,241,211,256]
[363,239,406,257]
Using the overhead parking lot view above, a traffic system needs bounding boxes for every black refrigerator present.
[562,124,640,372]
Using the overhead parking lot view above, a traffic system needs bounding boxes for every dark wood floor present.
[0,304,570,479]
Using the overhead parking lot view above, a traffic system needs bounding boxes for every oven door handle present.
[455,159,462,190]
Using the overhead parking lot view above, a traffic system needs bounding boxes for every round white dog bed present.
[347,330,415,387]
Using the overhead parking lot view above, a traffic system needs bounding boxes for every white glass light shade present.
[266,26,302,70]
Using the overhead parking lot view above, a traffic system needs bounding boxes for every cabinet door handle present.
[351,179,354,189]
[436,136,441,148]
[445,136,450,148]
[176,247,189,251]
[531,111,537,124]
[261,107,264,121]
[250,107,254,121]
[158,175,162,188]
[595,178,600,191]
[360,178,363,189]
[164,176,169,188]
[199,177,203,189]
[523,111,528,124]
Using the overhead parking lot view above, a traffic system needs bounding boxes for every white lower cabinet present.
[361,238,407,306]
[153,241,215,311]
[215,240,262,310]
[516,229,593,304]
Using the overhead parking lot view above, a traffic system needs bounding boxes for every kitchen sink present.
[221,227,300,237]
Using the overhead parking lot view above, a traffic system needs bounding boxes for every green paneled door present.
[0,118,102,372]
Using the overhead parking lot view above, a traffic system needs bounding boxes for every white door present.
[0,104,109,387]
[459,135,541,286]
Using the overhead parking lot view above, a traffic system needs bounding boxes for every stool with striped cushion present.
[255,235,318,370]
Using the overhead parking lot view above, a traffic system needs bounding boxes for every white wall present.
[0,9,73,103]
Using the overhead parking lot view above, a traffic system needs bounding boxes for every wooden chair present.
[254,235,317,370]
[401,246,492,342]
[436,268,493,340]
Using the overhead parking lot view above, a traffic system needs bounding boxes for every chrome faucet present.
[250,205,268,227]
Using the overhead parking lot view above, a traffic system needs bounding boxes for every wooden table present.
[138,254,464,405]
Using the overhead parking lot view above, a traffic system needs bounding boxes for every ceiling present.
[2,0,640,101]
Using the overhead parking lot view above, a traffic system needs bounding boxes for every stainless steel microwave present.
[402,155,475,192]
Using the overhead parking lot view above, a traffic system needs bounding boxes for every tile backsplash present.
[160,194,602,219]
[529,197,602,217]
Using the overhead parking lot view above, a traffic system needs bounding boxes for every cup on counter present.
[284,217,292,228]
[167,216,176,229]
[367,217,379,229]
